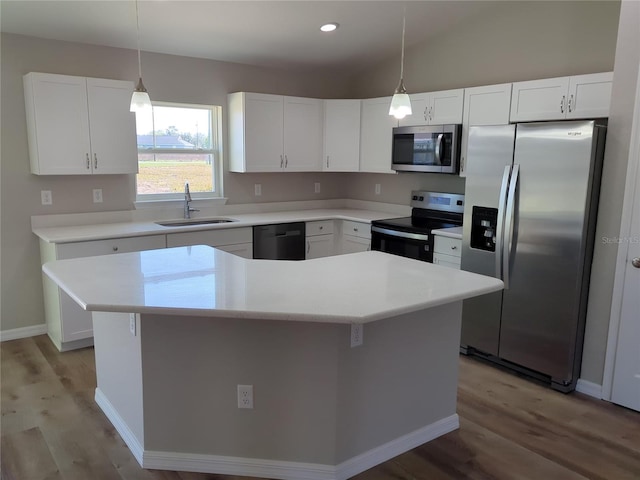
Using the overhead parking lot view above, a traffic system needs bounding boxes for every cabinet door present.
[216,242,253,258]
[24,73,92,174]
[283,96,323,171]
[567,72,613,119]
[341,235,370,254]
[243,93,284,172]
[323,100,361,171]
[460,83,512,177]
[398,94,429,127]
[360,97,397,173]
[86,78,138,174]
[510,76,570,122]
[430,89,464,124]
[306,234,335,259]
[433,253,461,269]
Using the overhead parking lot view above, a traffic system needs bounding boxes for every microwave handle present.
[435,134,443,165]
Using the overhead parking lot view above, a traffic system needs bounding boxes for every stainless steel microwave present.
[391,124,461,174]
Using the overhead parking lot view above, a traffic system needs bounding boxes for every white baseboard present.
[140,414,459,480]
[94,388,144,465]
[575,379,603,399]
[0,323,47,342]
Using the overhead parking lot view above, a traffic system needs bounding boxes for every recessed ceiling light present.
[320,23,339,33]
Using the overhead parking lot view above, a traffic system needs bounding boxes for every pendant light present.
[130,0,151,113]
[389,7,412,120]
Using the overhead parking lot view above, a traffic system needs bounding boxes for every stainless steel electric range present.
[371,191,464,262]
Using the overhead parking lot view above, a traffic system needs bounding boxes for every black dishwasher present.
[253,222,306,260]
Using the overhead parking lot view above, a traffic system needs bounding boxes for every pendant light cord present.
[135,0,142,79]
[399,6,406,80]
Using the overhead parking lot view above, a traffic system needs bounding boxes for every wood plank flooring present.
[2,335,639,480]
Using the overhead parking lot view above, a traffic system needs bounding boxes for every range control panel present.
[410,191,465,213]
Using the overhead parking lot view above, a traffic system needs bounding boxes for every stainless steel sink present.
[155,218,236,227]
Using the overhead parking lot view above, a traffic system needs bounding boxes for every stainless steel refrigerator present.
[460,120,606,392]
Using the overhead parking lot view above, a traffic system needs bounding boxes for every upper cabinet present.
[399,89,464,127]
[359,97,398,174]
[323,99,361,172]
[459,83,513,177]
[509,72,613,122]
[228,92,322,172]
[23,72,138,175]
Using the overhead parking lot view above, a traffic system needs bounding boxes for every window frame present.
[134,101,224,202]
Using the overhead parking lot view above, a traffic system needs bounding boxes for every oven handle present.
[371,226,430,242]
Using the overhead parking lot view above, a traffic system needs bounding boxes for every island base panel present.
[92,303,463,479]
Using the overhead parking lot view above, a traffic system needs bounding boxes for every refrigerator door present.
[460,125,515,355]
[499,120,603,385]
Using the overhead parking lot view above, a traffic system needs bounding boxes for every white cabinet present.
[359,97,398,173]
[323,100,361,172]
[228,92,322,172]
[166,227,253,258]
[39,235,166,351]
[433,235,462,269]
[23,72,138,175]
[510,72,612,122]
[399,89,464,127]
[305,220,335,259]
[340,220,371,254]
[460,83,513,177]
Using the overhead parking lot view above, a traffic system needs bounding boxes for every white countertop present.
[431,226,463,239]
[43,246,502,323]
[33,208,399,244]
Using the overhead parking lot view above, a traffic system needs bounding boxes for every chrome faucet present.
[184,182,199,219]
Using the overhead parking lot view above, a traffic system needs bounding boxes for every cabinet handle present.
[112,246,119,252]
[568,94,574,113]
[423,107,428,121]
[285,155,288,168]
[354,227,358,232]
[451,245,458,250]
[307,240,310,254]
[319,226,323,230]
[280,155,284,168]
[461,155,465,173]
[560,95,565,114]
[94,153,98,170]
[429,106,433,121]
[326,156,330,168]
[86,153,90,170]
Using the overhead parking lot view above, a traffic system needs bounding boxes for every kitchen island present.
[43,246,503,480]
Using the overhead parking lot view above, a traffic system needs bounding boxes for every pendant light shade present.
[130,0,151,113]
[389,8,412,119]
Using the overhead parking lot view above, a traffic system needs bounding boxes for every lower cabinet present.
[305,220,335,259]
[433,235,462,269]
[166,227,253,259]
[40,234,167,351]
[340,220,371,254]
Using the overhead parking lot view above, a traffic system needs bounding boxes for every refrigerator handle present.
[503,164,520,289]
[495,165,512,280]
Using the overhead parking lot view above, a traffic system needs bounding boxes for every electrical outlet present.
[254,184,262,196]
[129,313,136,336]
[237,385,253,409]
[314,182,321,193]
[351,323,363,347]
[41,190,52,205]
[375,184,381,195]
[93,189,103,203]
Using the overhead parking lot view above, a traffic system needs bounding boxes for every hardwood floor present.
[2,335,639,480]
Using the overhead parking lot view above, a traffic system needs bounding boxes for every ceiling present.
[0,0,500,73]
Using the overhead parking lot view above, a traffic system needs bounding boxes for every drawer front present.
[167,227,252,248]
[342,220,371,239]
[57,235,166,259]
[433,252,461,269]
[434,235,461,257]
[306,220,334,236]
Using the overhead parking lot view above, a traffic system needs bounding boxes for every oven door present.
[371,226,432,262]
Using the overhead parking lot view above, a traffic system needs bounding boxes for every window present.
[135,102,222,200]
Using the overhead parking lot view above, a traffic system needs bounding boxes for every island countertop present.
[43,246,503,323]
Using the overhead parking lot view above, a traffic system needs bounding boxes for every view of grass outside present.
[137,154,214,195]
[135,104,218,197]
